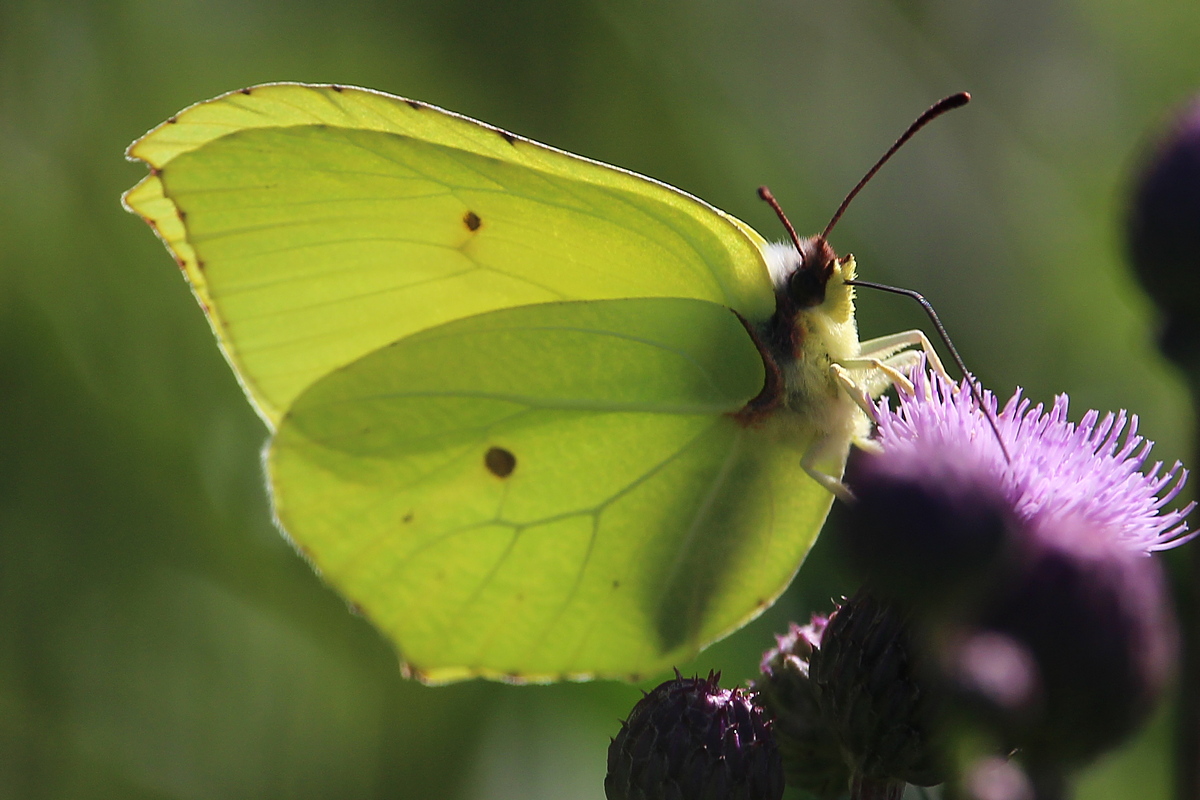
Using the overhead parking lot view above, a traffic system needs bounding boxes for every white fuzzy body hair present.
[760,241,872,465]
[763,241,800,289]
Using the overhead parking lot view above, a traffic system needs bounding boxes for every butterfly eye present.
[788,265,827,309]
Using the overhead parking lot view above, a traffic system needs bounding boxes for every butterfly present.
[124,83,958,683]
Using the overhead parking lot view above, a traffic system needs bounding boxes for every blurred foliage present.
[1,1,1197,798]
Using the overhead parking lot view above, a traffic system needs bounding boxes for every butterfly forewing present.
[125,83,775,424]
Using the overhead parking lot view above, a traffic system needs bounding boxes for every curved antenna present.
[821,92,971,242]
[757,186,803,253]
[846,278,1010,462]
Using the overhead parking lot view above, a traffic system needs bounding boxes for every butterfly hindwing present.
[270,298,828,681]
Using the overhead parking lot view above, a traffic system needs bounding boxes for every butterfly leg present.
[805,358,911,501]
[828,362,890,456]
[857,329,953,386]
[801,430,856,503]
[836,357,915,398]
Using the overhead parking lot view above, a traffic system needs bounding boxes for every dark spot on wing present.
[196,259,206,271]
[239,88,252,95]
[498,129,517,145]
[347,602,364,616]
[331,84,344,93]
[463,211,481,231]
[403,511,414,523]
[612,580,620,589]
[167,116,178,124]
[177,209,187,222]
[485,447,516,478]
[405,99,422,110]
[149,166,161,177]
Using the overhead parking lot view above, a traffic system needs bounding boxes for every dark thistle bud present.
[752,616,851,797]
[1127,95,1200,365]
[605,671,784,800]
[809,591,947,795]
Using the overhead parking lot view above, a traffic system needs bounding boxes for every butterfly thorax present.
[742,240,862,435]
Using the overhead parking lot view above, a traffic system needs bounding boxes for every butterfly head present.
[765,237,856,325]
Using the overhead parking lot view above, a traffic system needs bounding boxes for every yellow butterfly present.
[125,84,962,682]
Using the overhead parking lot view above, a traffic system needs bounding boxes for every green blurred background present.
[2,1,1197,797]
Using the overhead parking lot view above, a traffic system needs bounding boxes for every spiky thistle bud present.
[809,591,947,795]
[753,616,850,797]
[605,672,784,800]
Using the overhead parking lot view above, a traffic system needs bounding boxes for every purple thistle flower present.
[839,361,1193,774]
[872,363,1195,555]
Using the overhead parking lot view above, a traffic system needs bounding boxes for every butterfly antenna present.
[757,186,804,253]
[845,278,1011,462]
[759,94,1003,458]
[822,92,971,242]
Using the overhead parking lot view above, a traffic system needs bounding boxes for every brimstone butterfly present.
[123,83,958,683]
